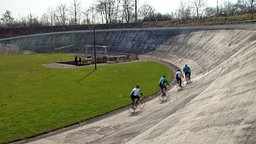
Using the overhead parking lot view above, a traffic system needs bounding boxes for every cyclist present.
[183,64,191,83]
[158,76,169,96]
[130,84,142,108]
[175,69,183,88]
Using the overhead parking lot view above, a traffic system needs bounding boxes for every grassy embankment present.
[142,13,256,27]
[0,54,173,143]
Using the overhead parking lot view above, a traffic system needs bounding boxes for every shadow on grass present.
[75,69,96,83]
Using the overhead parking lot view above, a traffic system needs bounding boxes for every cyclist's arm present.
[165,80,169,86]
[139,91,143,97]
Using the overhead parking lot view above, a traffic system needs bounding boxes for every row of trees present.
[1,0,255,28]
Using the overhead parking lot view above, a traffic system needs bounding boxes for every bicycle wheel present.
[138,98,145,109]
[128,103,136,113]
[176,84,182,91]
[185,75,189,83]
[159,93,170,101]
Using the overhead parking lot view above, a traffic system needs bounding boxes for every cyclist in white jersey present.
[130,84,142,107]
[175,69,183,88]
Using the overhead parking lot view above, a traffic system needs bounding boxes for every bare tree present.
[56,4,68,25]
[204,7,216,17]
[1,10,14,27]
[244,0,255,14]
[26,13,40,27]
[83,8,91,24]
[83,6,97,24]
[214,0,236,16]
[46,8,57,26]
[178,0,192,20]
[96,0,118,24]
[96,0,108,23]
[223,0,234,15]
[1,10,14,36]
[40,13,51,26]
[138,3,155,21]
[70,0,82,25]
[114,0,122,23]
[192,0,206,18]
[135,0,138,22]
[106,0,118,23]
[122,0,134,23]
[217,0,219,14]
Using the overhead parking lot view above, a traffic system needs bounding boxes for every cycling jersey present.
[176,71,182,79]
[159,76,168,85]
[183,66,191,73]
[130,87,140,96]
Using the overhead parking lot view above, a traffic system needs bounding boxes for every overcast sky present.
[0,0,237,19]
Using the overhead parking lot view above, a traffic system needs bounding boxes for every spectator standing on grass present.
[79,57,82,66]
[75,56,78,66]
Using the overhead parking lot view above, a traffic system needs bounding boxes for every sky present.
[0,0,237,19]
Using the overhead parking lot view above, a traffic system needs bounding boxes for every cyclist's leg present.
[159,84,164,95]
[131,96,135,107]
[179,78,182,87]
[163,85,167,95]
[159,85,163,95]
[160,85,166,96]
[184,72,189,83]
[176,78,179,85]
[129,96,136,112]
[135,95,140,105]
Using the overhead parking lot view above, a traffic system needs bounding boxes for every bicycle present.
[129,94,145,114]
[159,86,170,101]
[176,80,183,92]
[185,73,192,84]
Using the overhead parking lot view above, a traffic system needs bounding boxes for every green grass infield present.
[0,54,173,143]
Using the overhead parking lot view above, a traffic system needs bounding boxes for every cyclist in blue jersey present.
[158,76,169,96]
[183,64,191,83]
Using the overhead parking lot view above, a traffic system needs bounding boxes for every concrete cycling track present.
[11,26,256,144]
